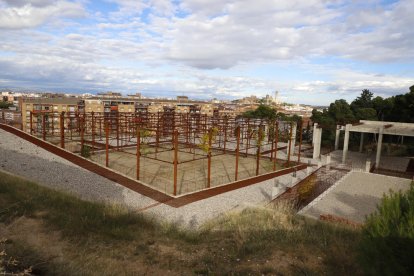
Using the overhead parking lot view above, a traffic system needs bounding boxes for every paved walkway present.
[299,171,412,223]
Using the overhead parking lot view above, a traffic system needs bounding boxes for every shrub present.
[359,183,414,275]
[297,174,317,203]
[80,145,91,158]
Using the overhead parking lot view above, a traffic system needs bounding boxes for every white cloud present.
[162,0,414,68]
[165,0,341,69]
[0,0,413,104]
[0,0,85,29]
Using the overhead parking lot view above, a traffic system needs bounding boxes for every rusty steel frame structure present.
[27,110,303,196]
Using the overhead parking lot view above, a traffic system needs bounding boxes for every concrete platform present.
[299,171,412,223]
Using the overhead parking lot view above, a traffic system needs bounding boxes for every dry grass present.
[0,238,32,275]
[0,170,363,275]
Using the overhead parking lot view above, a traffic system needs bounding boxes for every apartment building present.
[1,91,22,106]
[20,98,80,132]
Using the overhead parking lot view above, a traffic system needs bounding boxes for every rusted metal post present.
[287,122,293,166]
[42,113,46,140]
[127,119,130,142]
[186,112,190,144]
[256,126,263,176]
[224,117,227,153]
[156,125,159,155]
[173,130,178,196]
[80,117,85,152]
[60,112,65,148]
[273,122,278,171]
[246,119,250,156]
[298,120,303,163]
[116,114,119,150]
[105,122,109,167]
[207,128,212,188]
[29,111,33,135]
[70,116,73,140]
[235,126,240,181]
[270,124,274,161]
[136,126,141,180]
[51,113,54,137]
[91,112,95,155]
[76,111,80,132]
[99,117,102,141]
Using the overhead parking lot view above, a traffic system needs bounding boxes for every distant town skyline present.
[0,0,413,105]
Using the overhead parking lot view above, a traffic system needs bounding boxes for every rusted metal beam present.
[116,114,119,150]
[42,113,46,141]
[173,129,178,196]
[105,122,109,167]
[136,125,141,180]
[273,122,278,171]
[99,117,102,141]
[207,128,212,188]
[298,119,303,163]
[235,126,240,181]
[1,123,310,208]
[91,112,95,155]
[270,123,274,161]
[29,111,33,135]
[256,126,262,176]
[224,117,228,153]
[51,113,54,136]
[80,116,85,152]
[60,111,65,148]
[287,122,293,166]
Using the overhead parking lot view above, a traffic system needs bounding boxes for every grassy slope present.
[0,171,363,275]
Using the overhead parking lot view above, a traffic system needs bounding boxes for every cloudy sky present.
[0,0,413,104]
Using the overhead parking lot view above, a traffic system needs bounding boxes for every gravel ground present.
[299,171,412,223]
[0,128,304,228]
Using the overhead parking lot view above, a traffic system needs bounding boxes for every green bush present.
[359,183,414,275]
[80,145,91,158]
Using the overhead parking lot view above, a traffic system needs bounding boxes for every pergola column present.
[342,124,351,164]
[375,126,384,169]
[334,125,340,150]
[312,127,322,159]
[359,133,364,153]
[312,122,318,146]
[289,123,297,156]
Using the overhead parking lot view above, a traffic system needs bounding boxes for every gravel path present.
[299,171,412,223]
[0,129,158,209]
[0,128,303,228]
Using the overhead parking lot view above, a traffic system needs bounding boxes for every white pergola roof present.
[348,120,414,137]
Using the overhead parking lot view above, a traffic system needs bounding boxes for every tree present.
[0,102,12,109]
[355,108,378,121]
[387,88,414,123]
[242,104,277,120]
[327,99,355,125]
[351,89,374,111]
[372,96,393,121]
[310,108,336,146]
